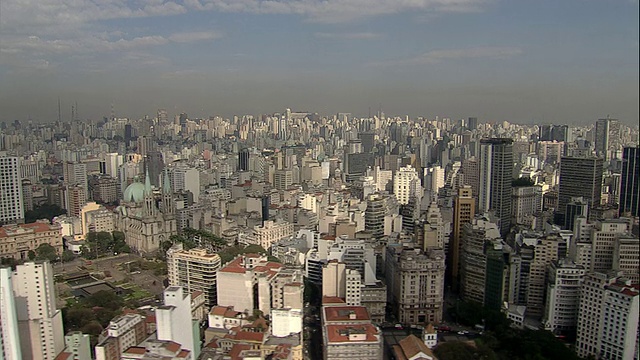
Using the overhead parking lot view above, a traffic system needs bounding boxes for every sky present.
[0,0,638,125]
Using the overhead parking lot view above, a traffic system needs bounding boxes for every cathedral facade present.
[116,171,177,254]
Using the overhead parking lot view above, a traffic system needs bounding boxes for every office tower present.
[542,259,585,335]
[67,185,87,218]
[576,273,639,360]
[12,262,64,360]
[0,267,22,360]
[451,186,475,284]
[21,179,33,212]
[238,148,250,171]
[273,169,293,190]
[63,161,88,200]
[459,217,502,305]
[124,124,133,143]
[385,247,445,324]
[557,156,603,225]
[322,261,346,298]
[512,184,542,228]
[170,166,200,202]
[591,219,629,273]
[479,138,514,237]
[136,136,155,158]
[613,237,640,284]
[393,165,421,205]
[564,197,589,231]
[0,153,24,225]
[526,234,567,317]
[157,109,168,123]
[104,153,123,179]
[156,287,199,358]
[619,146,639,217]
[462,156,479,203]
[358,132,375,153]
[145,151,164,188]
[595,118,610,159]
[467,117,478,131]
[167,246,222,308]
[421,201,444,250]
[365,193,386,239]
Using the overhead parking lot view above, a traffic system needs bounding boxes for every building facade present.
[0,153,24,225]
[167,245,222,308]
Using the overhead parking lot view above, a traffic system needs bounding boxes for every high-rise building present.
[467,117,478,131]
[564,197,589,231]
[590,219,630,273]
[63,161,88,199]
[462,156,479,205]
[94,313,148,360]
[595,118,610,159]
[238,148,250,172]
[67,185,87,218]
[393,165,421,205]
[0,267,22,360]
[364,193,386,239]
[576,273,639,360]
[451,186,475,285]
[21,179,33,212]
[156,286,200,358]
[542,259,585,335]
[479,138,514,237]
[512,184,542,228]
[12,261,65,360]
[557,156,603,226]
[167,246,222,308]
[170,165,200,202]
[273,169,293,191]
[526,234,567,318]
[613,237,640,284]
[386,247,445,324]
[619,146,639,217]
[0,153,24,225]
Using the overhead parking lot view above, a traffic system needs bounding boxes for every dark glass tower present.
[619,146,639,217]
[479,138,513,238]
[557,156,603,226]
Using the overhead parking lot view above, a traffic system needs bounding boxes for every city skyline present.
[0,0,638,124]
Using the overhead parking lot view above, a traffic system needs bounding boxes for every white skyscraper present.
[0,153,24,224]
[393,165,421,205]
[0,267,22,360]
[170,166,200,202]
[12,261,65,360]
[156,286,199,358]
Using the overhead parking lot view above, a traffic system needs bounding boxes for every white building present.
[393,165,421,205]
[0,267,21,360]
[271,308,303,337]
[542,259,585,334]
[170,165,201,202]
[62,331,92,360]
[345,269,362,306]
[590,219,630,272]
[12,261,65,360]
[0,153,24,224]
[613,236,640,284]
[512,185,542,227]
[243,220,294,250]
[156,286,199,358]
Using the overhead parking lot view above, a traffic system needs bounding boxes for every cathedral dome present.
[123,182,145,203]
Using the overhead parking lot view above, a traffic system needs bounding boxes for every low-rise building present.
[0,220,63,260]
[321,304,382,360]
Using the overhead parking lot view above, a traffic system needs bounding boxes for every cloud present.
[372,46,523,66]
[314,32,382,40]
[168,31,223,43]
[186,0,489,22]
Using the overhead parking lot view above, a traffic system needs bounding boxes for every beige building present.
[12,261,65,360]
[80,202,115,240]
[0,221,63,260]
[95,313,148,360]
[322,261,346,299]
[526,234,567,318]
[512,185,542,227]
[167,245,222,308]
[386,246,445,325]
[591,219,630,273]
[243,220,294,250]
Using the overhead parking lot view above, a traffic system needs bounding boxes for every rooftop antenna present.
[57,97,61,123]
[75,101,78,121]
[110,103,115,120]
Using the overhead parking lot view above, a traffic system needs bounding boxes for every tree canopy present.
[25,204,66,223]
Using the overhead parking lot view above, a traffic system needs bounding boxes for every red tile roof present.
[323,306,370,322]
[325,324,379,344]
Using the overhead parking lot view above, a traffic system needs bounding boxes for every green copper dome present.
[123,182,145,203]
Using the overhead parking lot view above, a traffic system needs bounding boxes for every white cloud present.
[186,0,489,22]
[168,31,223,43]
[372,46,523,66]
[314,32,382,39]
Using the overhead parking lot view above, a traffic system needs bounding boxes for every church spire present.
[163,170,172,194]
[144,169,152,196]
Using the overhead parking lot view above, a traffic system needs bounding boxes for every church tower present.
[143,170,156,217]
[162,170,174,215]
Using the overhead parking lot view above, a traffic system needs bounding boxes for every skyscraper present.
[365,193,386,239]
[0,267,22,360]
[619,146,639,217]
[451,186,475,284]
[557,156,603,226]
[393,165,421,205]
[0,153,24,225]
[238,148,250,172]
[479,138,513,237]
[12,261,65,359]
[594,118,610,159]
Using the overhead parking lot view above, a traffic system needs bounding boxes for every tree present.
[85,290,124,312]
[28,250,36,261]
[434,342,477,360]
[35,243,58,262]
[61,249,75,262]
[24,204,66,223]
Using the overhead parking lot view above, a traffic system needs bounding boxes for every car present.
[438,326,451,331]
[457,330,469,335]
[395,324,403,329]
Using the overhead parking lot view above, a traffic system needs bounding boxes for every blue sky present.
[0,0,638,125]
